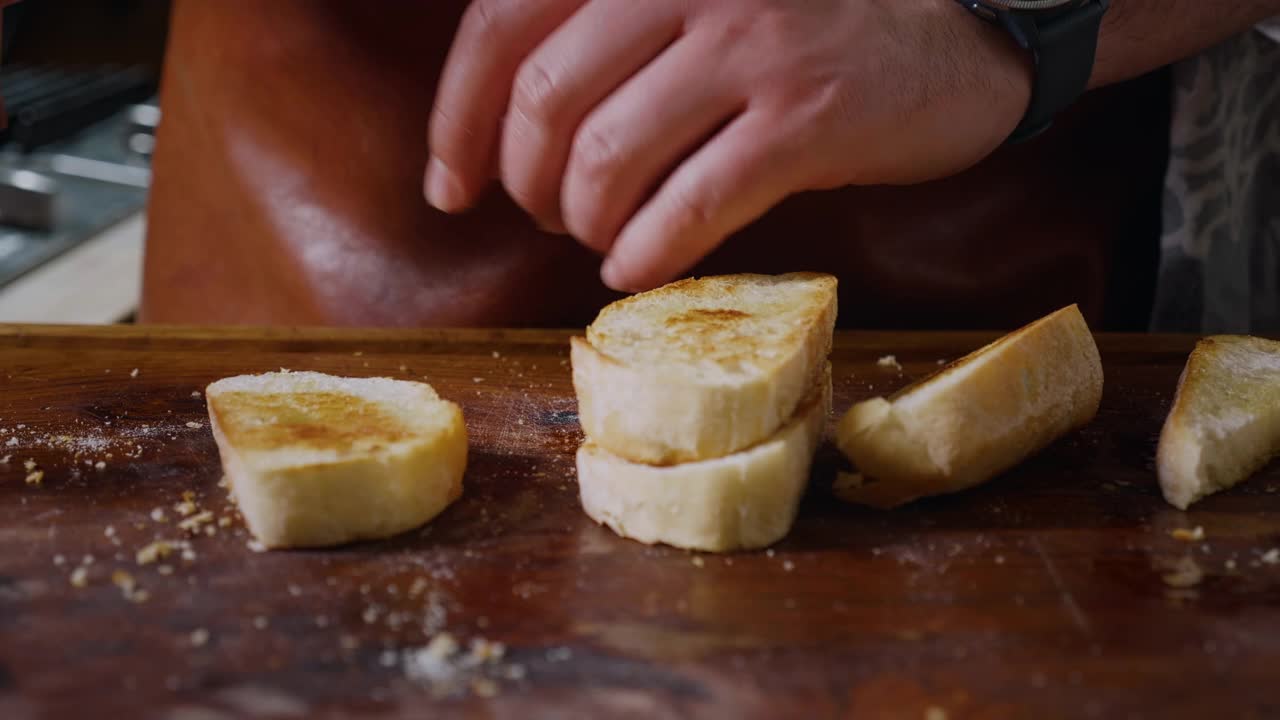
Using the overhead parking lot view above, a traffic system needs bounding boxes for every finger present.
[601,110,815,292]
[561,31,746,254]
[427,0,583,213]
[500,0,684,232]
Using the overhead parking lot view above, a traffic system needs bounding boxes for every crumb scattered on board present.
[1161,556,1204,589]
[1171,526,1205,542]
[877,355,902,371]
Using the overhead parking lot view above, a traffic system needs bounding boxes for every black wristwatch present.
[957,0,1110,143]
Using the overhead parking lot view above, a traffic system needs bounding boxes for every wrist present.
[934,0,1035,142]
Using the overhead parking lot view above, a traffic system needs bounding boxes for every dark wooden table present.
[2,325,1278,720]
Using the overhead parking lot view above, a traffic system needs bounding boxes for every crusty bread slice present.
[572,272,837,465]
[1157,335,1280,509]
[206,371,467,549]
[577,365,831,552]
[834,304,1102,508]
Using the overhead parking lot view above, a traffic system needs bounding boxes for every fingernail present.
[426,157,467,213]
[600,256,630,292]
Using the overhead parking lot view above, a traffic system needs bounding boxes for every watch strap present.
[996,0,1109,143]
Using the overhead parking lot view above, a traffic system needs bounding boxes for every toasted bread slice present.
[834,305,1102,508]
[572,272,837,465]
[206,371,467,549]
[1157,335,1280,509]
[576,365,831,552]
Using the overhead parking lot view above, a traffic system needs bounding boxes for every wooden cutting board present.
[1,324,1277,719]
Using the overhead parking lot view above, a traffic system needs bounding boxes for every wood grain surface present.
[1,324,1278,720]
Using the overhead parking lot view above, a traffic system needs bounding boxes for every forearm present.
[1091,0,1280,88]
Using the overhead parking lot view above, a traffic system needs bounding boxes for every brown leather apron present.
[141,0,1168,330]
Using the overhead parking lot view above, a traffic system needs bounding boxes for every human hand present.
[427,0,1031,291]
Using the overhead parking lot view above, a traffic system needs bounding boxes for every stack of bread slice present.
[570,273,837,552]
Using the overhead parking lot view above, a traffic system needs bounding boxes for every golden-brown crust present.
[210,391,416,453]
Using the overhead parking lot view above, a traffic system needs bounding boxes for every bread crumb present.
[252,616,269,630]
[191,391,202,398]
[0,455,8,464]
[104,525,116,538]
[353,351,363,357]
[877,355,902,371]
[1171,526,1205,542]
[399,365,408,372]
[158,564,174,576]
[994,555,1006,565]
[53,554,65,566]
[247,539,266,553]
[1162,556,1204,588]
[467,638,506,664]
[112,570,148,602]
[408,577,429,598]
[190,628,210,647]
[218,516,232,528]
[185,421,203,429]
[69,566,89,588]
[23,458,35,471]
[690,556,705,568]
[150,507,167,523]
[25,469,44,485]
[130,368,139,378]
[1263,549,1280,565]
[1225,559,1237,571]
[492,351,500,359]
[94,461,106,471]
[178,510,214,533]
[925,707,948,720]
[473,377,484,383]
[137,540,188,565]
[782,560,795,572]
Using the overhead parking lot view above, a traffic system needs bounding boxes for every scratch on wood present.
[1031,537,1092,636]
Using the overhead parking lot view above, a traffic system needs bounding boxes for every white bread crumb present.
[1170,527,1205,542]
[877,355,902,370]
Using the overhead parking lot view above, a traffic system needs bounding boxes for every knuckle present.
[706,3,793,52]
[662,183,717,234]
[569,122,626,187]
[461,0,510,44]
[510,59,563,126]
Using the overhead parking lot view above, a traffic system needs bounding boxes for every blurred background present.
[0,0,169,323]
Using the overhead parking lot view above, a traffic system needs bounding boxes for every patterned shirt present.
[1153,20,1280,332]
